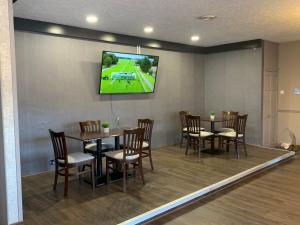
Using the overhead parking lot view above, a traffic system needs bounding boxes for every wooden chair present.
[138,119,154,170]
[218,111,239,133]
[217,111,238,149]
[179,111,190,147]
[79,120,114,154]
[105,128,145,192]
[49,129,95,197]
[185,115,213,157]
[218,114,248,159]
[179,111,205,147]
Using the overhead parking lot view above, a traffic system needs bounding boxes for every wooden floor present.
[21,145,287,225]
[149,153,300,225]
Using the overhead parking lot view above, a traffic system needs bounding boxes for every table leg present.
[96,139,102,177]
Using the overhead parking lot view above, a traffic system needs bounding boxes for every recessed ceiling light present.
[197,15,216,21]
[86,15,98,23]
[191,35,200,41]
[144,26,154,33]
[48,26,64,35]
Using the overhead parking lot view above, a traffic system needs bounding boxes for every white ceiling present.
[13,0,300,46]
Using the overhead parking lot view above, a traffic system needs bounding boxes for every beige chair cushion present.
[58,152,94,164]
[217,127,235,133]
[142,141,149,148]
[85,142,97,150]
[105,150,139,161]
[218,132,243,138]
[132,141,149,148]
[183,127,205,132]
[189,131,213,138]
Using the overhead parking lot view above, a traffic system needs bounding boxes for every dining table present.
[66,128,124,185]
[201,117,225,153]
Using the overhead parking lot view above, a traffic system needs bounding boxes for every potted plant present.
[210,112,215,121]
[102,122,109,133]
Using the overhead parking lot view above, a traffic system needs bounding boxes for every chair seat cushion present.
[189,131,213,138]
[142,141,149,148]
[217,127,235,133]
[218,131,243,138]
[105,150,139,161]
[85,142,114,151]
[58,152,94,164]
[183,127,205,132]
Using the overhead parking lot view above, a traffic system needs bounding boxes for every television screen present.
[99,51,159,94]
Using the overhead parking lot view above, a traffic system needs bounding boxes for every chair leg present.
[226,139,230,152]
[185,137,190,155]
[53,164,58,191]
[106,158,110,185]
[180,132,184,147]
[243,139,247,157]
[91,160,95,192]
[218,136,222,150]
[139,158,145,185]
[78,166,82,184]
[64,167,69,197]
[198,139,202,158]
[235,140,239,159]
[148,149,154,171]
[123,162,127,192]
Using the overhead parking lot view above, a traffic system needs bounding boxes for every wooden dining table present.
[201,117,225,153]
[66,128,124,185]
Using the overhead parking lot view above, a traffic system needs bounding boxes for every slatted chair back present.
[222,111,238,129]
[79,120,101,133]
[49,129,68,164]
[179,111,190,129]
[123,128,145,160]
[235,114,248,136]
[138,119,154,144]
[185,115,201,136]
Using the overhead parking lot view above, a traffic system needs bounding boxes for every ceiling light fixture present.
[144,26,154,33]
[86,15,98,23]
[191,35,200,41]
[197,15,216,21]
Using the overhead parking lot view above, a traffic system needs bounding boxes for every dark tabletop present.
[65,128,124,141]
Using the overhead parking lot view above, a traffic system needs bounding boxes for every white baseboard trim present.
[118,150,295,225]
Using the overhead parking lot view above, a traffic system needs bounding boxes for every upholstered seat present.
[217,127,235,133]
[58,152,94,164]
[105,150,139,161]
[218,131,243,138]
[183,127,205,132]
[189,131,214,138]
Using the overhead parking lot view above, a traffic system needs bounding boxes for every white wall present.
[204,48,263,144]
[278,41,300,145]
[15,31,205,176]
[0,0,23,224]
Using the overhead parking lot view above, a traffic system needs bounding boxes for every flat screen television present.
[99,51,159,94]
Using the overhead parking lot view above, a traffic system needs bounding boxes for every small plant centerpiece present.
[102,122,109,133]
[210,112,215,121]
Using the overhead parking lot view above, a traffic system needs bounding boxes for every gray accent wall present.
[204,48,263,144]
[15,31,205,176]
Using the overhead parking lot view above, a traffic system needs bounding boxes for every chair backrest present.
[138,119,154,144]
[235,114,248,135]
[179,111,190,129]
[123,128,145,160]
[185,115,201,135]
[79,120,101,132]
[222,111,238,129]
[49,129,68,163]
